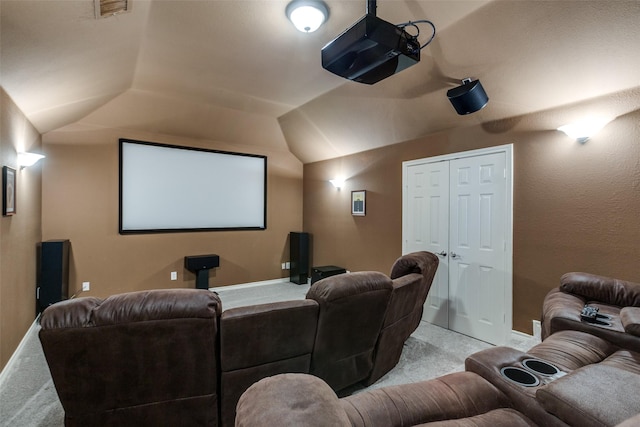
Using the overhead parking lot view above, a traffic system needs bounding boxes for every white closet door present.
[448,152,507,344]
[404,162,450,327]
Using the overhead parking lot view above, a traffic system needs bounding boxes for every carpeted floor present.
[0,280,539,427]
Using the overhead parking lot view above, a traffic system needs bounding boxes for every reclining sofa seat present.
[306,271,393,391]
[365,251,439,385]
[39,289,221,427]
[219,299,319,427]
[541,272,640,352]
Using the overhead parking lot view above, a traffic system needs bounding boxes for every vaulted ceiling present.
[2,1,640,163]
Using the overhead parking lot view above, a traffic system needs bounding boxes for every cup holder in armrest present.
[500,367,540,387]
[522,358,560,376]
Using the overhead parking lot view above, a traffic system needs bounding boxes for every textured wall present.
[0,89,42,370]
[304,94,640,335]
[42,126,303,299]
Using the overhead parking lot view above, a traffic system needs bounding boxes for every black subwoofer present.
[290,232,310,285]
[37,240,70,314]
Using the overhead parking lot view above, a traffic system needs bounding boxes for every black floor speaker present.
[37,239,70,314]
[290,232,310,285]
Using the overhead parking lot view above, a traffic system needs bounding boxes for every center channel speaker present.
[290,232,310,285]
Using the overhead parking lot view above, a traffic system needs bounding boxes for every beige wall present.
[42,127,303,299]
[304,93,640,334]
[0,88,42,370]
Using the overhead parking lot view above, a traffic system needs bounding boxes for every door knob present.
[450,252,459,258]
[436,251,447,257]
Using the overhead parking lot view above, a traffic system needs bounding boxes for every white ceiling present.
[2,0,640,163]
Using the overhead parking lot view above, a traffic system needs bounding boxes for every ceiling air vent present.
[95,0,130,19]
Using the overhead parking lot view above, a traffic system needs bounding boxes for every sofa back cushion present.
[39,289,221,426]
[219,300,319,427]
[306,271,392,391]
[560,272,640,307]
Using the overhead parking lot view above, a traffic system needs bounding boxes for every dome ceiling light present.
[286,0,329,33]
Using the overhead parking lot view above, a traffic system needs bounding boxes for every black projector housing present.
[321,14,420,85]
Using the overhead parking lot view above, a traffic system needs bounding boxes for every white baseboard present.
[211,277,293,293]
[511,329,535,340]
[0,316,39,387]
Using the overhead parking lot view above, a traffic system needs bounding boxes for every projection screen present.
[119,139,267,234]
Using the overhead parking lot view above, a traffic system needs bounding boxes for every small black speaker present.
[184,254,220,272]
[37,240,70,314]
[290,232,310,285]
[184,254,220,290]
[447,79,489,115]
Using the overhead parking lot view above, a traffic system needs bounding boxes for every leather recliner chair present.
[306,271,393,391]
[219,299,319,427]
[39,289,222,427]
[365,251,439,385]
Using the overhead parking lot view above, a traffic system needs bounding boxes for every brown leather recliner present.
[365,251,439,385]
[541,272,640,352]
[306,271,393,391]
[39,289,222,427]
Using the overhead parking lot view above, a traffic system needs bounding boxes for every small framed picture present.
[351,190,366,216]
[3,166,16,216]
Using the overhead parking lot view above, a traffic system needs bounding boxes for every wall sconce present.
[18,152,45,168]
[329,178,345,189]
[286,0,329,33]
[557,117,612,143]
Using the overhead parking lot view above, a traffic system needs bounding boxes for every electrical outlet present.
[82,282,90,292]
[285,262,290,269]
[170,271,177,281]
[281,263,286,269]
[532,320,541,339]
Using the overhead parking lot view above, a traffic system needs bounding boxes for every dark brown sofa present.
[235,272,640,427]
[39,251,438,427]
[541,272,640,351]
[39,288,222,427]
[236,329,640,427]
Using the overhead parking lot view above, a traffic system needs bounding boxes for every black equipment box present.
[311,265,347,285]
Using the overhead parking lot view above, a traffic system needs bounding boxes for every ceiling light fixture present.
[18,152,45,168]
[557,117,612,143]
[286,0,329,33]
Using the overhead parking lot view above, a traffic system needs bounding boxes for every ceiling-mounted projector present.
[321,13,421,85]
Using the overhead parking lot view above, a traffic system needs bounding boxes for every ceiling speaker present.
[447,78,489,115]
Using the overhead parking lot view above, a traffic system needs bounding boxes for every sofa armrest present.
[235,374,350,427]
[560,272,640,307]
[540,287,585,340]
[620,307,640,336]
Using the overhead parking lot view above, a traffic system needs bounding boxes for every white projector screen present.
[119,139,267,233]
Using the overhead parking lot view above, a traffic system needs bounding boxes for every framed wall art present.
[3,166,16,216]
[351,190,366,216]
